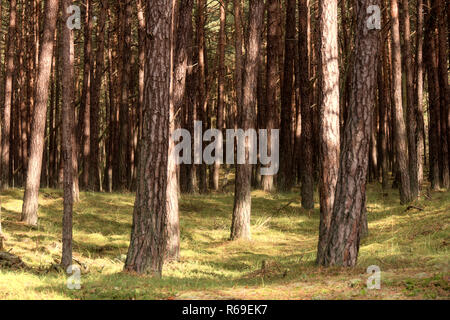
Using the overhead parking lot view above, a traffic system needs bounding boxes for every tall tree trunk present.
[167,0,195,261]
[379,22,390,190]
[213,0,226,191]
[89,0,107,191]
[175,0,194,193]
[415,0,425,187]
[319,0,380,267]
[195,0,208,193]
[183,3,198,194]
[21,0,59,226]
[424,0,440,190]
[61,0,74,269]
[119,1,132,190]
[299,0,314,209]
[124,0,177,276]
[1,0,17,189]
[391,0,412,204]
[230,0,264,241]
[262,0,280,192]
[437,0,449,188]
[278,0,296,191]
[401,0,419,198]
[233,0,243,128]
[80,0,92,189]
[316,0,340,263]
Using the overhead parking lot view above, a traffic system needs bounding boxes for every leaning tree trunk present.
[61,0,75,269]
[124,0,177,276]
[318,0,380,267]
[316,0,340,263]
[230,0,264,241]
[21,0,60,226]
[391,0,412,204]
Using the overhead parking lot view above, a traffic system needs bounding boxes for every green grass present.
[0,184,449,300]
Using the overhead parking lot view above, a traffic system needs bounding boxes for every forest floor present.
[0,183,449,300]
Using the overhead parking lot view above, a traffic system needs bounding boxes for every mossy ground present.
[0,183,448,300]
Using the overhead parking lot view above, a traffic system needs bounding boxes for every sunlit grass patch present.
[0,183,449,299]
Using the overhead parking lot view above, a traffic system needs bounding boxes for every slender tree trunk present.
[213,0,226,191]
[299,0,314,209]
[437,0,449,188]
[124,0,177,276]
[278,0,296,191]
[401,0,419,198]
[167,0,195,261]
[262,0,280,192]
[195,0,208,193]
[119,1,132,190]
[424,0,440,190]
[316,0,340,263]
[415,0,425,187]
[137,0,145,163]
[80,0,92,189]
[184,5,198,194]
[89,0,107,191]
[379,26,390,189]
[319,0,380,266]
[233,0,243,127]
[230,0,264,241]
[1,0,17,189]
[21,0,59,226]
[391,0,412,204]
[61,0,74,269]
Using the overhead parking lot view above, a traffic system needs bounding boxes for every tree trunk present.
[21,0,59,226]
[415,0,425,188]
[196,0,208,194]
[316,0,340,263]
[89,0,107,191]
[230,0,264,241]
[213,0,227,191]
[119,1,132,190]
[299,0,314,209]
[437,0,449,188]
[424,0,440,190]
[234,0,244,110]
[80,0,92,190]
[401,0,419,199]
[61,0,75,269]
[278,0,296,191]
[319,0,380,267]
[391,0,412,204]
[261,0,279,192]
[124,0,177,276]
[1,0,17,189]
